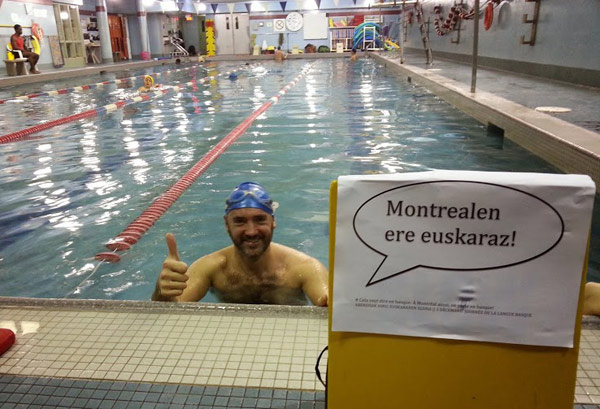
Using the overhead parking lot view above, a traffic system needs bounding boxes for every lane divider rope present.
[95,61,317,263]
[0,63,205,105]
[0,66,245,145]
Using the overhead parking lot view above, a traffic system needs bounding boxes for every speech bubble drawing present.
[352,181,564,286]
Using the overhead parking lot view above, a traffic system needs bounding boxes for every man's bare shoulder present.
[271,243,325,269]
[270,242,308,258]
[188,247,230,275]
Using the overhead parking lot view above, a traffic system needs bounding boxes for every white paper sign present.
[274,19,286,32]
[332,171,596,347]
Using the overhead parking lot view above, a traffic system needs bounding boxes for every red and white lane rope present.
[0,67,243,145]
[0,63,205,105]
[95,62,317,262]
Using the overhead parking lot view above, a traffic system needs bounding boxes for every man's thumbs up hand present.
[166,232,181,261]
[153,233,189,301]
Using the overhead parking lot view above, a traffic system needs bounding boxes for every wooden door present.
[121,17,129,60]
[108,14,128,60]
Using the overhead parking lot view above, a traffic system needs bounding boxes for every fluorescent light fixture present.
[60,11,69,20]
[196,2,206,12]
[304,0,318,10]
[143,0,155,6]
[251,1,264,12]
[160,1,178,12]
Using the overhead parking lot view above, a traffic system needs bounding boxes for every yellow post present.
[327,180,585,409]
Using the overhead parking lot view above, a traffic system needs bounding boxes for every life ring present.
[31,23,44,45]
[484,2,494,30]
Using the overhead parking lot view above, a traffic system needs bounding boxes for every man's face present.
[15,26,22,35]
[225,208,275,261]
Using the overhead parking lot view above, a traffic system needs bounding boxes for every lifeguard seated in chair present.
[10,24,41,74]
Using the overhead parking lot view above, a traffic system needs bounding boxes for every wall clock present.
[285,12,303,32]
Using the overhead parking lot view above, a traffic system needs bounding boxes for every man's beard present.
[230,232,272,261]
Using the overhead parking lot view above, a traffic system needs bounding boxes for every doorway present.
[180,15,207,56]
[214,13,250,55]
[198,16,207,55]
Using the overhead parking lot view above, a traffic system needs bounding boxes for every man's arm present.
[176,254,223,301]
[152,233,217,302]
[299,257,329,306]
[10,35,20,51]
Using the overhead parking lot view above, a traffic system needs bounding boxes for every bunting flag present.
[352,0,357,4]
[211,3,218,13]
[227,3,235,13]
[333,0,339,6]
[280,1,287,11]
[315,0,321,8]
[245,2,252,12]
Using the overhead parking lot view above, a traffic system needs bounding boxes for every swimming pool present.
[0,58,598,301]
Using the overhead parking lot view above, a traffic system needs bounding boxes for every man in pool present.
[583,282,600,315]
[274,46,287,62]
[152,182,329,306]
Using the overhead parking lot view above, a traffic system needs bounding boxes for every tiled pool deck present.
[1,298,600,408]
[0,300,328,409]
[372,51,600,188]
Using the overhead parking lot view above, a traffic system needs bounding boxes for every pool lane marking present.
[0,66,245,144]
[95,62,317,263]
[0,63,206,105]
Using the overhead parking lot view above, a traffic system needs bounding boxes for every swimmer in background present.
[350,49,359,61]
[152,182,329,306]
[274,46,287,62]
[137,75,161,93]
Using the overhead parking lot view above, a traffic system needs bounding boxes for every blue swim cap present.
[228,73,238,80]
[225,182,274,215]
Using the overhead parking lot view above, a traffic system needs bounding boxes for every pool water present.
[0,58,598,301]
